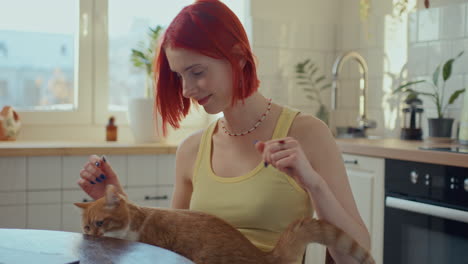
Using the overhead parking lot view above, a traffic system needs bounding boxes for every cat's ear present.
[74,202,91,209]
[105,184,121,209]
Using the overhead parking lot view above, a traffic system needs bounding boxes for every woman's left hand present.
[254,137,321,191]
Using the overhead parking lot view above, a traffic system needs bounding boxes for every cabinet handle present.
[344,159,358,165]
[144,195,168,200]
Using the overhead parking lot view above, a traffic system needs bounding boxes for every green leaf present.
[321,83,332,90]
[432,65,440,86]
[393,80,425,94]
[448,88,466,104]
[315,75,325,84]
[297,81,310,85]
[310,68,318,76]
[442,52,464,81]
[442,58,455,81]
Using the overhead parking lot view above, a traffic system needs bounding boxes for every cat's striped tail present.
[268,217,375,264]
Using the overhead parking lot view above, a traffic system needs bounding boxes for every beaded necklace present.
[220,98,272,136]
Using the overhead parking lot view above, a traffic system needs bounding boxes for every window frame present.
[14,0,251,133]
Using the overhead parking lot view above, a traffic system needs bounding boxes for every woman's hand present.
[255,137,321,192]
[77,155,126,200]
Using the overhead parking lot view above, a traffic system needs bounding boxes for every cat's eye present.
[95,220,104,227]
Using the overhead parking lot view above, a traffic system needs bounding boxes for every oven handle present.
[386,196,468,224]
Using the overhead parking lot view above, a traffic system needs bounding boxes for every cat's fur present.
[75,185,375,264]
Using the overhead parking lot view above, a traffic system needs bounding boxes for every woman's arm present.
[292,115,371,263]
[257,114,370,264]
[171,130,203,209]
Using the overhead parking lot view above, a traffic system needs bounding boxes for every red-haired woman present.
[78,0,370,263]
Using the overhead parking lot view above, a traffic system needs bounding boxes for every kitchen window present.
[0,0,249,130]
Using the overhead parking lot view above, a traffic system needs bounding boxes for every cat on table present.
[75,185,375,264]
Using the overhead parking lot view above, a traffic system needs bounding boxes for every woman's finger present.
[271,148,295,166]
[80,169,97,184]
[84,163,106,183]
[275,153,297,174]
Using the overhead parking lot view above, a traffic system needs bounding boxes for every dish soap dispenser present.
[106,116,117,141]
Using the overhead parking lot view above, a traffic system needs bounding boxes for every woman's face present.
[165,47,234,114]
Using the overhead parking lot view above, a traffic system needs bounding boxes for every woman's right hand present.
[77,155,126,200]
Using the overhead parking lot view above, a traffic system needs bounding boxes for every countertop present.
[336,138,468,168]
[0,138,467,168]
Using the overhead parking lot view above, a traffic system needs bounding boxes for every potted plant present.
[128,25,164,143]
[295,59,332,124]
[394,51,465,138]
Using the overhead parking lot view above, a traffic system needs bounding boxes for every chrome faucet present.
[331,51,376,135]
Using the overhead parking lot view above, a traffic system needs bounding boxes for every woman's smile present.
[198,94,212,105]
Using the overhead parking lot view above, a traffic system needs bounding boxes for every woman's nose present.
[182,80,197,99]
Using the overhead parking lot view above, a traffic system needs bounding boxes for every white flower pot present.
[128,98,164,143]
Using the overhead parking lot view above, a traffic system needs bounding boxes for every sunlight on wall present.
[381,0,417,135]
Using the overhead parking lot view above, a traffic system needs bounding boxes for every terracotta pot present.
[0,106,21,140]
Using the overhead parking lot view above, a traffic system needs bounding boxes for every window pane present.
[0,0,79,111]
[108,0,247,111]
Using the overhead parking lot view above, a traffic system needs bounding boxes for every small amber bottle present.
[106,116,117,141]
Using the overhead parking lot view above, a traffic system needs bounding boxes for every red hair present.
[153,0,259,136]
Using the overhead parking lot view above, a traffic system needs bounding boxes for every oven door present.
[384,196,468,264]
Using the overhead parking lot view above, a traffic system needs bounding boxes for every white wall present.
[250,0,340,118]
[331,0,468,138]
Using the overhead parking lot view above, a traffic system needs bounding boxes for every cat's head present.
[74,184,130,237]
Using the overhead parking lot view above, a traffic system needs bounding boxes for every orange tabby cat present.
[75,185,375,264]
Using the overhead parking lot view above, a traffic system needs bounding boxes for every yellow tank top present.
[190,107,313,259]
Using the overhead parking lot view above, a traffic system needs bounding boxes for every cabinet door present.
[62,190,93,232]
[0,192,27,228]
[343,154,384,264]
[127,155,158,187]
[156,154,176,185]
[27,191,61,230]
[0,157,26,191]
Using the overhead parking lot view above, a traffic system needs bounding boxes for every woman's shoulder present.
[289,112,332,141]
[176,129,205,158]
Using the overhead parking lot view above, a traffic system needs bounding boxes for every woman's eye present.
[193,71,203,76]
[95,221,104,227]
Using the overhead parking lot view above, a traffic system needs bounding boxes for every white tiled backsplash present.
[253,0,468,139]
[408,2,468,137]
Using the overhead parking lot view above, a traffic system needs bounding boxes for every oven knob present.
[410,171,418,184]
[464,179,468,192]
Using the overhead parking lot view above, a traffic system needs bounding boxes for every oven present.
[384,159,468,264]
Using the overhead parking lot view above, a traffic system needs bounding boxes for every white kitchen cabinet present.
[343,154,384,264]
[0,157,27,228]
[0,192,27,228]
[127,155,158,187]
[304,154,384,264]
[28,156,62,190]
[27,190,62,230]
[62,190,93,232]
[0,153,176,233]
[0,157,27,191]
